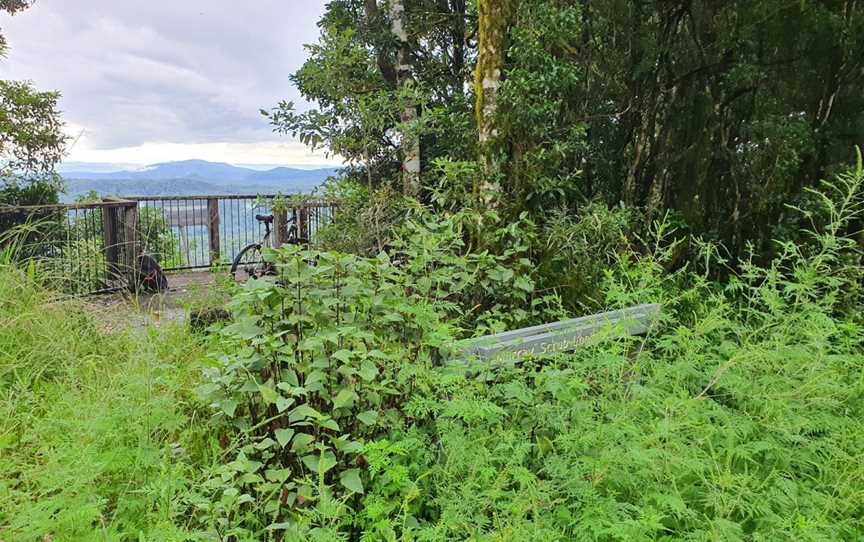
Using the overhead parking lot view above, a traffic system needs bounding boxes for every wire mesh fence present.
[0,196,339,295]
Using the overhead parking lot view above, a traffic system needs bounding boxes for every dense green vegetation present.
[2,1,864,540]
[0,272,209,540]
[188,162,864,540]
[2,160,863,540]
[269,0,864,258]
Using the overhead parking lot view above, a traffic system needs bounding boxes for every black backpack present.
[136,253,168,293]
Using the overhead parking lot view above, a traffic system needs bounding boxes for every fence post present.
[274,208,289,246]
[123,203,139,289]
[207,197,220,264]
[298,207,309,240]
[102,204,121,280]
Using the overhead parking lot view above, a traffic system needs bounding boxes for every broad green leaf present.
[332,349,353,363]
[333,389,357,409]
[258,384,279,405]
[274,428,295,448]
[282,370,299,387]
[291,433,315,453]
[514,276,534,292]
[289,404,321,423]
[276,395,294,413]
[358,360,379,381]
[223,316,264,340]
[318,417,340,432]
[195,382,220,397]
[340,468,364,494]
[356,410,378,426]
[255,438,277,450]
[301,450,337,474]
[219,399,238,417]
[305,370,327,388]
[265,468,292,483]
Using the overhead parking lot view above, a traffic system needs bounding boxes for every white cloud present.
[0,0,331,163]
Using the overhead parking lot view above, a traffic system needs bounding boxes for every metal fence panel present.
[128,196,339,271]
[0,196,339,294]
[0,201,137,295]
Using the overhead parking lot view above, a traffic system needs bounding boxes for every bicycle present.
[230,210,308,282]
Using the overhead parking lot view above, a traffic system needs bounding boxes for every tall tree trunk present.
[389,0,421,197]
[450,0,467,94]
[475,0,516,204]
[364,0,398,87]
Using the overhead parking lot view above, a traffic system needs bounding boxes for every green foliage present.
[0,80,65,179]
[195,211,556,537]
[497,1,587,210]
[536,202,633,311]
[191,162,864,540]
[265,0,474,193]
[315,178,409,255]
[0,271,213,541]
[285,0,864,257]
[1,165,863,540]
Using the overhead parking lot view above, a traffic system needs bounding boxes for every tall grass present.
[0,271,213,541]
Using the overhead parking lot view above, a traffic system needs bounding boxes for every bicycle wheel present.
[230,243,266,282]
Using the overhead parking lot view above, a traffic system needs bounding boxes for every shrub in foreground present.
[195,163,864,540]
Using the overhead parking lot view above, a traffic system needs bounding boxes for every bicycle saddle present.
[255,214,274,224]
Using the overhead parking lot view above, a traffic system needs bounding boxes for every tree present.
[389,0,421,196]
[474,0,516,203]
[0,80,65,179]
[0,0,66,210]
[283,0,864,258]
[265,0,475,197]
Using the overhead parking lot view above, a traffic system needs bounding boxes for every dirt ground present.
[84,271,229,333]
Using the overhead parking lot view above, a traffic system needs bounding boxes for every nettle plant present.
[196,214,557,537]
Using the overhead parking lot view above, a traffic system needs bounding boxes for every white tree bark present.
[389,0,421,196]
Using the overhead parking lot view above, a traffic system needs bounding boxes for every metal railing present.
[0,200,138,295]
[0,195,339,294]
[130,195,338,271]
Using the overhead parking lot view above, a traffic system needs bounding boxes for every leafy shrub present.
[314,178,409,256]
[195,212,557,538]
[194,158,864,541]
[536,202,633,311]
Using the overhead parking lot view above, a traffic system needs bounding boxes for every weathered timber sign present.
[449,303,661,367]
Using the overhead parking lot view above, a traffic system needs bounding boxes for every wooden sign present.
[449,304,661,367]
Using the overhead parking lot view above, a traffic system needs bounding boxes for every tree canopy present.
[269,0,864,255]
[0,0,66,207]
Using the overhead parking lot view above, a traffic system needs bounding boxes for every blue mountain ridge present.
[60,160,339,200]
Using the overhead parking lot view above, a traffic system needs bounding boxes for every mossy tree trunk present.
[475,0,517,206]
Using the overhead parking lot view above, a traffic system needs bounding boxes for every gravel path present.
[83,271,227,333]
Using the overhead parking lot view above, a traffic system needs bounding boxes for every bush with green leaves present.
[193,158,864,541]
[194,211,559,538]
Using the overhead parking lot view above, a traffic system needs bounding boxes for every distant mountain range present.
[60,159,339,201]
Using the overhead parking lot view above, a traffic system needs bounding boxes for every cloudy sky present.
[0,0,339,168]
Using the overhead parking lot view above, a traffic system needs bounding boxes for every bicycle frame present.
[259,212,299,249]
